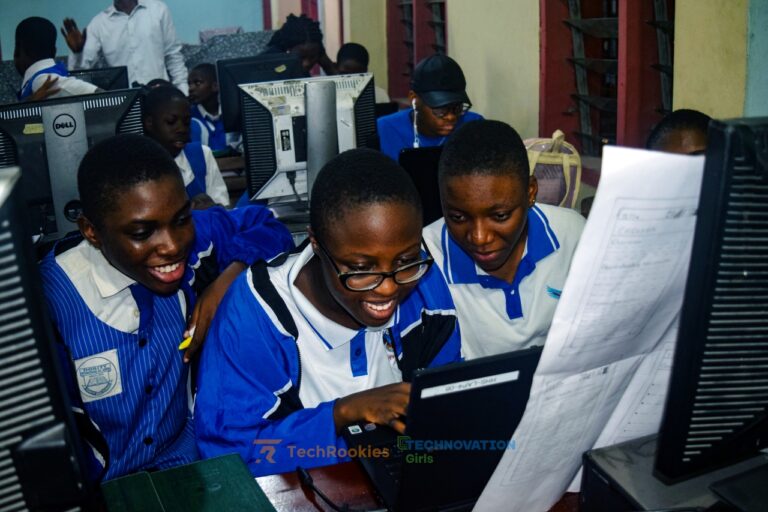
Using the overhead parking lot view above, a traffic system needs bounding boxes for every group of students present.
[11,5,717,488]
[39,114,587,480]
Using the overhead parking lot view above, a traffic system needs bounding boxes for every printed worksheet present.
[475,147,705,512]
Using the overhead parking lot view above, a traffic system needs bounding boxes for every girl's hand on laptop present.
[334,382,411,434]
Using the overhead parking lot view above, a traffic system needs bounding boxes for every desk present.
[255,461,579,511]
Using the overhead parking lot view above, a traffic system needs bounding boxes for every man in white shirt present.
[14,17,100,101]
[61,0,188,93]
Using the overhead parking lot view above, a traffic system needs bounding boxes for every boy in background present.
[143,85,229,208]
[336,42,390,103]
[423,120,585,359]
[39,134,292,480]
[188,63,227,152]
[646,108,711,155]
[377,54,483,162]
[14,17,99,101]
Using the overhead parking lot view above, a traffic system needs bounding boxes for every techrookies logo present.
[251,434,516,465]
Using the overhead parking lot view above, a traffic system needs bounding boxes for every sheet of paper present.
[475,147,704,512]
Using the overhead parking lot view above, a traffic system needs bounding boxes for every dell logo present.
[52,113,77,137]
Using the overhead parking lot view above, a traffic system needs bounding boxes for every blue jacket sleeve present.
[191,205,294,270]
[194,271,347,476]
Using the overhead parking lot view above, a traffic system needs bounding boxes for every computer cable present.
[296,466,385,512]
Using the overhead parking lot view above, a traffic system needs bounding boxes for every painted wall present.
[745,0,768,116]
[342,0,388,93]
[272,0,303,29]
[673,0,748,118]
[446,0,540,138]
[0,0,264,58]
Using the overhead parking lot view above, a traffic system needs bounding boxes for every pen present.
[178,325,195,350]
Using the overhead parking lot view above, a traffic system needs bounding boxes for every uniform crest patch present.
[75,349,122,403]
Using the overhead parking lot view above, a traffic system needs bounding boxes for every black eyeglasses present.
[317,241,434,292]
[429,102,471,119]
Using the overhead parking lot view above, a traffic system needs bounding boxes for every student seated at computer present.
[423,120,585,359]
[262,13,335,76]
[646,108,711,155]
[195,148,461,476]
[14,16,100,101]
[335,42,390,104]
[143,85,230,208]
[38,134,293,481]
[377,54,483,162]
[187,63,228,152]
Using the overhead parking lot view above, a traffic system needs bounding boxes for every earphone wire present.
[412,99,420,148]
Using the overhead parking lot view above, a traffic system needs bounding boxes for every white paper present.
[474,147,705,512]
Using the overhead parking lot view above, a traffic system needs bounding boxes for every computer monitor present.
[217,53,304,133]
[654,117,768,483]
[0,167,96,509]
[69,66,129,91]
[0,89,143,241]
[239,73,376,201]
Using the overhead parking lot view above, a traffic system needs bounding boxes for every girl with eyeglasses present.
[194,148,461,476]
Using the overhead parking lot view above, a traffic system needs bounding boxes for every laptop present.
[398,147,444,226]
[342,347,542,512]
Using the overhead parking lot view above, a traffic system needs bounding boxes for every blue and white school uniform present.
[190,104,227,151]
[376,108,484,162]
[18,58,98,100]
[194,244,461,476]
[175,142,230,207]
[423,203,585,359]
[39,205,294,481]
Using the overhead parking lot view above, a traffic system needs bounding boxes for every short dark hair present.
[79,134,182,225]
[268,13,324,52]
[15,17,57,62]
[646,109,711,150]
[337,43,369,68]
[142,85,188,119]
[439,120,529,185]
[310,148,422,242]
[191,63,217,82]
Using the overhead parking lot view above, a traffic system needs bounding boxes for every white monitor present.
[238,73,376,202]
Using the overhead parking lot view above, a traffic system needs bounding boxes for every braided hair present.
[268,13,324,52]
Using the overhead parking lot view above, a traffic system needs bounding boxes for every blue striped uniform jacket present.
[38,205,294,481]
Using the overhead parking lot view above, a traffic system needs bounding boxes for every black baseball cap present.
[410,54,470,108]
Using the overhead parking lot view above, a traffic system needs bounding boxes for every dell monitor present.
[239,73,376,202]
[0,89,143,241]
[0,166,96,509]
[69,66,129,91]
[217,53,304,133]
[654,117,768,486]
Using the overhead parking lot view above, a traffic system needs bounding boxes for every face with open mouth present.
[82,174,195,296]
[306,201,424,329]
[442,173,537,283]
[144,96,192,157]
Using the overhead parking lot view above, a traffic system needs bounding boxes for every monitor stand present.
[581,435,768,511]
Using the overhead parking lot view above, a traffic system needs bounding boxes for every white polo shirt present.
[424,204,585,359]
[265,245,403,407]
[174,144,230,207]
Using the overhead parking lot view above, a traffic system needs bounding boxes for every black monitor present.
[654,117,768,484]
[0,89,143,241]
[217,53,304,132]
[0,167,97,509]
[239,73,377,201]
[69,66,129,91]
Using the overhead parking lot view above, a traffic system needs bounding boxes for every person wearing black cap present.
[377,54,483,161]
